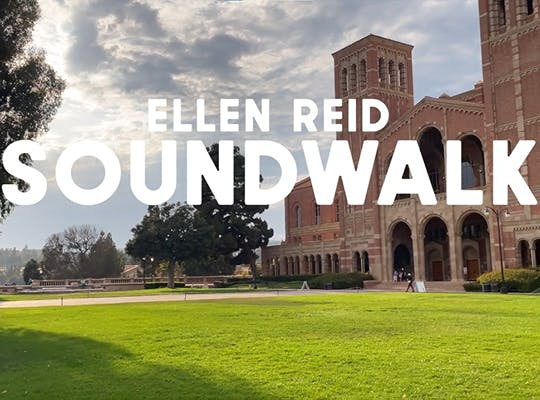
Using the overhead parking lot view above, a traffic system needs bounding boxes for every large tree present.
[22,258,42,283]
[0,0,65,219]
[195,144,274,279]
[126,203,214,288]
[41,225,123,279]
[85,232,125,278]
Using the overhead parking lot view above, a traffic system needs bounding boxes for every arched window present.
[295,205,301,228]
[341,67,348,97]
[398,63,406,91]
[461,159,477,189]
[519,240,531,267]
[388,60,396,89]
[332,254,340,273]
[314,204,321,225]
[350,64,357,93]
[362,251,370,273]
[354,252,361,272]
[378,57,386,87]
[419,127,445,194]
[360,59,367,89]
[461,135,486,188]
[498,0,507,27]
[527,0,534,15]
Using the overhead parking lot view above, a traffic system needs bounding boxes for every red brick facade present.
[262,0,540,282]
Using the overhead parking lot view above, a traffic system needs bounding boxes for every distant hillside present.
[0,248,42,284]
[0,247,42,267]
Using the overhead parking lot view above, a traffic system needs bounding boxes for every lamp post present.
[141,257,147,284]
[141,256,154,285]
[483,206,509,292]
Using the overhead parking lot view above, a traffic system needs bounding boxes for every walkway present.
[0,290,335,309]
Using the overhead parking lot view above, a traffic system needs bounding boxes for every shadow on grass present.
[0,329,281,400]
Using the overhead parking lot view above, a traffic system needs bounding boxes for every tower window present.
[295,205,301,228]
[335,201,340,222]
[388,60,396,89]
[341,67,348,97]
[350,64,357,93]
[378,57,386,87]
[398,63,406,91]
[498,0,506,27]
[360,59,367,89]
[527,0,534,15]
[314,204,321,225]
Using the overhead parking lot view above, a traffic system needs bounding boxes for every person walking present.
[405,272,415,292]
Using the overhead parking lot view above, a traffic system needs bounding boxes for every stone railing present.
[32,275,239,288]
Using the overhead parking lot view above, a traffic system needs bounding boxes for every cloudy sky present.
[1,0,482,250]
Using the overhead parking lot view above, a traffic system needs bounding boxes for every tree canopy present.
[127,144,274,280]
[126,203,214,288]
[22,258,41,283]
[0,0,65,219]
[41,225,124,279]
[195,144,273,278]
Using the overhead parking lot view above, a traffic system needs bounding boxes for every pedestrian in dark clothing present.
[405,272,415,292]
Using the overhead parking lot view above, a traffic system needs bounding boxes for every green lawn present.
[0,287,267,302]
[0,293,538,399]
[0,283,305,302]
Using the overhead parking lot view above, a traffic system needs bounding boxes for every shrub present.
[307,272,374,290]
[144,282,185,289]
[259,275,314,283]
[224,277,257,284]
[213,281,245,288]
[477,268,540,293]
[463,282,482,292]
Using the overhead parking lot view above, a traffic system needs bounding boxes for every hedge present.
[144,282,185,289]
[477,268,540,292]
[259,275,314,283]
[251,273,374,289]
[307,272,374,290]
[463,282,482,292]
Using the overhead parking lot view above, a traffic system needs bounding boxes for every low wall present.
[31,275,242,291]
[0,286,17,294]
[102,284,144,291]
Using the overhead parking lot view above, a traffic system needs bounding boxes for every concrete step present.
[366,280,464,292]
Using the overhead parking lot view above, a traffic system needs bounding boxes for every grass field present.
[0,287,256,302]
[1,293,539,399]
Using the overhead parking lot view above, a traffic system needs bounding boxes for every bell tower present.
[479,0,540,215]
[332,34,414,157]
[479,0,539,144]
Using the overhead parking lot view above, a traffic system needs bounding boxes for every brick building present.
[262,0,540,284]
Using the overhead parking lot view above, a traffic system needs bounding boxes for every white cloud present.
[1,0,482,248]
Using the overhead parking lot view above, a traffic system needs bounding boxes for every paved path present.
[0,290,337,309]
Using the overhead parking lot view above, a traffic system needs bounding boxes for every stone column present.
[387,241,394,283]
[412,227,423,281]
[448,220,462,281]
[324,256,331,273]
[454,233,464,280]
[531,241,537,267]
